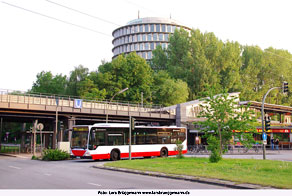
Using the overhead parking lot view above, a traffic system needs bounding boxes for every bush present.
[209,150,222,163]
[42,149,70,161]
[175,140,184,159]
[207,135,222,163]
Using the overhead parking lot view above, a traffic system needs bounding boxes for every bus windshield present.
[71,126,89,149]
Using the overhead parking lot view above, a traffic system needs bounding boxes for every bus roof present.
[73,123,186,129]
[88,123,186,129]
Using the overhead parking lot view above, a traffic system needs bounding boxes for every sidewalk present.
[185,150,292,162]
[0,152,41,159]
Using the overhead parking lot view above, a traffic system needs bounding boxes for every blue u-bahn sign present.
[74,99,83,109]
[262,132,267,141]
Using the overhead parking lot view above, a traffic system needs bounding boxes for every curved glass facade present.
[112,17,191,60]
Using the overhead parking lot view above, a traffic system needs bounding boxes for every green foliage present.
[42,149,70,161]
[152,71,189,106]
[196,89,257,162]
[175,140,184,159]
[30,71,67,94]
[207,135,222,163]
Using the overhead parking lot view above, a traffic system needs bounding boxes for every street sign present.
[263,140,267,145]
[74,99,83,109]
[37,123,44,131]
[262,132,267,141]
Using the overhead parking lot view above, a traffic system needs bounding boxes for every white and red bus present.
[70,123,187,161]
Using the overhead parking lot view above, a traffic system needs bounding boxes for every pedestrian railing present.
[187,144,292,155]
[0,144,21,154]
[0,89,172,116]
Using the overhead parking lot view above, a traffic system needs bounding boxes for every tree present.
[30,71,67,94]
[96,53,153,103]
[66,65,89,96]
[77,78,107,100]
[197,89,256,162]
[152,71,189,106]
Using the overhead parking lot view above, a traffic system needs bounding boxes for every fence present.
[187,144,292,155]
[0,144,20,154]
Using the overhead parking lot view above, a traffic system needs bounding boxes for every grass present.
[105,157,292,189]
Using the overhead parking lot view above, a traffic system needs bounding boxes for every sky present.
[0,0,292,92]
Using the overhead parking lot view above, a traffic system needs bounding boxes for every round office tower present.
[112,17,191,60]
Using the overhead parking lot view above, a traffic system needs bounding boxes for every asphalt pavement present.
[0,154,226,189]
[1,150,291,189]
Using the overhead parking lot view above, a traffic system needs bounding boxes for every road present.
[0,155,227,189]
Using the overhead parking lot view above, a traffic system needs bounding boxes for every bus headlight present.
[84,151,90,156]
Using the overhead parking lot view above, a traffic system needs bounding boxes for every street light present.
[106,87,129,123]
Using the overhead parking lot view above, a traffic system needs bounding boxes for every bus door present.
[89,128,106,150]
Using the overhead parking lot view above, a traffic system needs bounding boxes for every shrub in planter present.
[42,149,70,161]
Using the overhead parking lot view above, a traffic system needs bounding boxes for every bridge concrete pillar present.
[20,123,26,153]
[52,120,57,149]
[176,104,187,127]
[67,117,75,143]
[0,117,2,149]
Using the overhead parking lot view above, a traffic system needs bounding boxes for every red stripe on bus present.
[72,150,86,156]
[89,150,188,160]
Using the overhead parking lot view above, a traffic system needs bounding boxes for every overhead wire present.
[45,0,121,27]
[1,1,112,37]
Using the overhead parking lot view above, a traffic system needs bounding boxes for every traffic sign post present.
[262,132,267,141]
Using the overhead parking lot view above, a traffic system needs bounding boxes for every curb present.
[93,165,273,189]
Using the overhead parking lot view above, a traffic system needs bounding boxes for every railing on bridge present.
[0,89,171,116]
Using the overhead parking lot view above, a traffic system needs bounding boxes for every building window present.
[142,52,146,58]
[127,27,130,34]
[123,28,126,35]
[150,42,154,50]
[133,35,136,42]
[137,34,141,42]
[153,33,157,41]
[140,43,144,50]
[159,33,163,41]
[162,43,166,49]
[131,26,135,33]
[167,25,171,33]
[135,25,138,33]
[156,24,160,32]
[164,34,169,41]
[139,25,143,32]
[142,34,146,41]
[172,25,176,33]
[150,24,155,32]
[147,34,152,41]
[145,43,149,50]
[147,51,152,59]
[162,24,166,32]
[145,24,149,32]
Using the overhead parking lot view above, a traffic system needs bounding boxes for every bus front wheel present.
[160,148,168,157]
[110,150,120,161]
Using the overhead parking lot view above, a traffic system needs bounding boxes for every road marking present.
[44,173,52,176]
[88,182,101,187]
[9,166,21,170]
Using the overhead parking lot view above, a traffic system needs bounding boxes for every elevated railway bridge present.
[0,90,175,150]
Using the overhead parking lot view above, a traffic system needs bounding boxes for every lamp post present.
[261,87,281,160]
[106,87,129,123]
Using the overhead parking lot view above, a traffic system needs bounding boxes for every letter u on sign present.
[74,99,83,109]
